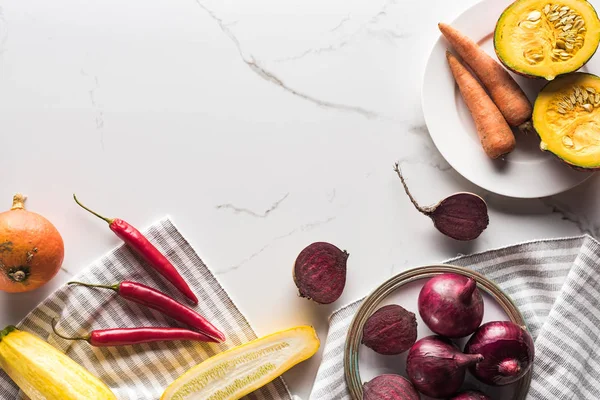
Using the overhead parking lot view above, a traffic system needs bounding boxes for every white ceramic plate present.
[422,0,597,198]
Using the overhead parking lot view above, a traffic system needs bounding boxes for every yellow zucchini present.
[162,325,320,400]
[0,326,116,400]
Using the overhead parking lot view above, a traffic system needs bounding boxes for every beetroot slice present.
[293,242,348,304]
[393,163,489,241]
[363,374,420,400]
[431,194,489,241]
[362,304,417,355]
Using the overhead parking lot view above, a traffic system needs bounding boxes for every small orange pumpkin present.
[0,194,64,292]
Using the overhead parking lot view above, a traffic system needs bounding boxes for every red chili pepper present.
[52,319,215,346]
[73,194,198,304]
[68,280,225,343]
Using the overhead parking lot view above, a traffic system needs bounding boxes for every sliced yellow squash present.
[533,72,600,169]
[495,0,600,80]
[0,326,116,400]
[161,326,320,400]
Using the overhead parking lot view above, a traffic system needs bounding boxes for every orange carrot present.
[446,51,515,159]
[439,23,532,131]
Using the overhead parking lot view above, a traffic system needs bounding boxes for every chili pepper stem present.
[51,318,91,342]
[68,281,119,292]
[73,194,114,224]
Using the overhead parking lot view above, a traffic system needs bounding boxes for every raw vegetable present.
[393,164,489,241]
[68,280,225,342]
[0,193,64,293]
[363,374,420,400]
[362,304,417,355]
[494,0,600,80]
[52,319,216,346]
[464,321,534,386]
[0,326,116,399]
[450,391,491,400]
[73,194,198,304]
[406,336,483,399]
[161,326,320,400]
[293,242,349,304]
[446,51,516,159]
[439,23,533,130]
[418,273,484,338]
[532,72,600,169]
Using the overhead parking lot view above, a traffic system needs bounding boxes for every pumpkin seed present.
[583,104,594,112]
[528,11,542,21]
[562,136,574,147]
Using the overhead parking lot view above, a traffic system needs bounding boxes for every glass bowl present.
[344,264,532,399]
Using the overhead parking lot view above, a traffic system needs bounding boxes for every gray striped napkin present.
[0,217,292,400]
[310,235,600,400]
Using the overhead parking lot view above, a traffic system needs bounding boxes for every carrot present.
[446,51,515,159]
[439,23,532,131]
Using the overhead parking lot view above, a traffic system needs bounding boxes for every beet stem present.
[393,163,434,215]
[458,278,478,304]
[498,359,521,376]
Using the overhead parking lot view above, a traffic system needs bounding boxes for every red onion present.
[450,391,491,400]
[406,336,483,399]
[464,321,534,386]
[363,374,420,400]
[418,273,484,338]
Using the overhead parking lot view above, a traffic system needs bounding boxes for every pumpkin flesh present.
[495,0,600,80]
[533,72,600,169]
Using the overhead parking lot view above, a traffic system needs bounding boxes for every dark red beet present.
[464,321,534,386]
[293,242,349,304]
[393,163,488,241]
[450,391,491,400]
[418,273,484,338]
[406,336,483,399]
[363,374,420,400]
[362,304,417,355]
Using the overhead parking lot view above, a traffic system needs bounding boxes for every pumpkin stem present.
[51,318,91,343]
[11,193,27,210]
[73,194,114,224]
[68,281,119,292]
[0,326,16,343]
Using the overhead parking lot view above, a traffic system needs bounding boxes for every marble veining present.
[0,0,598,397]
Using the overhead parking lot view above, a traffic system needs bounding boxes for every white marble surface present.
[0,0,599,398]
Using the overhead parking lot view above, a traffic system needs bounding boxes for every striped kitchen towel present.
[310,235,600,400]
[0,217,292,400]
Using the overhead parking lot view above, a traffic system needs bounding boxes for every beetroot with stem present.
[393,163,488,241]
[363,374,420,400]
[450,391,491,400]
[362,304,417,355]
[406,336,483,399]
[464,321,534,386]
[418,273,484,338]
[293,242,349,304]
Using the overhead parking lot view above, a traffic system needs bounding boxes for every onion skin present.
[418,273,484,338]
[363,374,420,400]
[450,391,491,400]
[362,305,418,355]
[406,336,483,399]
[464,321,534,386]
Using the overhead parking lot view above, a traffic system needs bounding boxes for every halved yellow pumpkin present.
[495,0,600,80]
[533,72,600,169]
